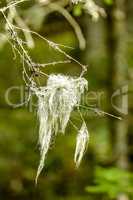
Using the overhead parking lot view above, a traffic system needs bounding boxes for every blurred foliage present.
[73,4,83,17]
[86,167,133,199]
[103,0,113,6]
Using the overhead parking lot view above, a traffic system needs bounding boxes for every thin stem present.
[0,0,28,12]
[32,60,71,68]
[11,25,87,76]
[78,105,122,120]
[69,119,79,131]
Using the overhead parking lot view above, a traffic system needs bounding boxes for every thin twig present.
[11,25,87,76]
[78,105,122,120]
[0,0,28,12]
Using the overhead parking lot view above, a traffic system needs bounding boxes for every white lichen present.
[71,0,84,4]
[74,121,89,167]
[71,0,106,21]
[32,74,88,182]
[84,0,106,21]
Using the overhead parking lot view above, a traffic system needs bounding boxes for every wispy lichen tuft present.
[33,74,88,182]
[84,0,106,21]
[74,122,89,167]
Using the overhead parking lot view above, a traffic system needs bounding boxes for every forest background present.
[0,0,132,200]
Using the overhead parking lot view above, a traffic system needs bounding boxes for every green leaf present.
[73,4,82,17]
[104,0,113,5]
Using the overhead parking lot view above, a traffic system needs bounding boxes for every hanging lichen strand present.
[74,122,89,167]
[31,74,89,183]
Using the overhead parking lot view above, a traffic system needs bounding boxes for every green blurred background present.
[0,0,133,199]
